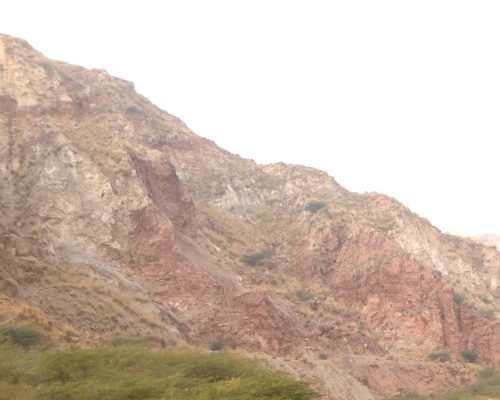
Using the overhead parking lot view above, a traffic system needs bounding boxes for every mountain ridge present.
[474,234,500,251]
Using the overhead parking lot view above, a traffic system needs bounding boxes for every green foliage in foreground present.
[393,367,500,400]
[0,340,316,400]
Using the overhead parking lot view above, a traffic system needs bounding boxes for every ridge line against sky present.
[1,0,499,236]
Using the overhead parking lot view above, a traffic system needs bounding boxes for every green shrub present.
[209,340,224,352]
[242,250,269,266]
[0,325,42,348]
[295,289,314,302]
[453,292,465,305]
[126,106,141,114]
[428,351,451,362]
[461,349,479,363]
[305,201,327,213]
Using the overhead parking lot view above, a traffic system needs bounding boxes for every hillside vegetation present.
[0,328,316,400]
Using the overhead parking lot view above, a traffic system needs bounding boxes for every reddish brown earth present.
[1,33,500,399]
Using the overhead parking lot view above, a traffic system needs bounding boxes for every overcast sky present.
[2,1,499,236]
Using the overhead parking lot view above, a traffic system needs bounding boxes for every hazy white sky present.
[2,1,499,235]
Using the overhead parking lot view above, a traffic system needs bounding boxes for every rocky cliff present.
[1,33,500,399]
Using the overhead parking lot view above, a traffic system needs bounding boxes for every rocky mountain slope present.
[474,234,500,251]
[1,33,500,399]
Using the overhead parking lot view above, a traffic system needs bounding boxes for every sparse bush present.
[296,289,314,302]
[428,351,451,362]
[319,352,328,360]
[0,325,42,348]
[461,348,479,363]
[242,250,269,266]
[453,292,465,305]
[126,106,140,114]
[305,201,327,213]
[209,340,224,351]
[481,296,491,304]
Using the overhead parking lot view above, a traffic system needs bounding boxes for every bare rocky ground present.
[1,33,500,399]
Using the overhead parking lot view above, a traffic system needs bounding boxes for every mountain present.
[1,33,500,399]
[474,234,500,251]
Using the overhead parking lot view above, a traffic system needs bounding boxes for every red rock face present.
[287,220,500,363]
[129,152,195,230]
[199,292,303,354]
[2,33,500,399]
